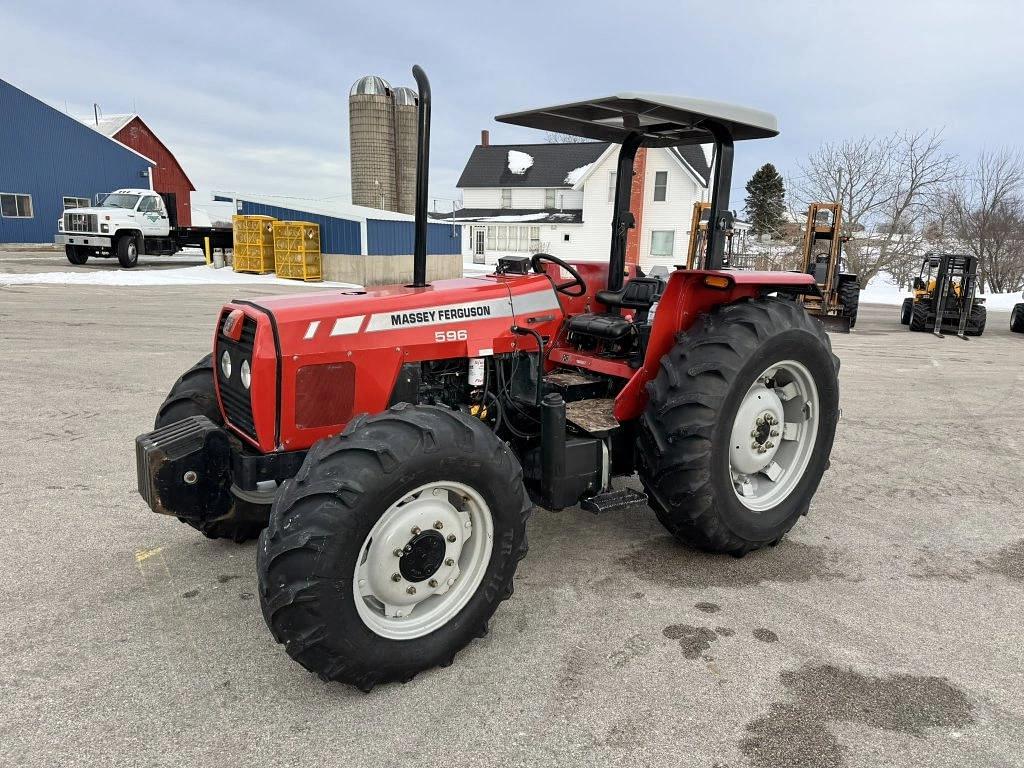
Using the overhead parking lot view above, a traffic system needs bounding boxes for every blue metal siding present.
[366,218,461,256]
[237,201,361,255]
[0,79,154,243]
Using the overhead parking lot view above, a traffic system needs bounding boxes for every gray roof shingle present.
[456,141,710,189]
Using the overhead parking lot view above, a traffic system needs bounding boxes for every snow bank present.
[0,264,361,290]
[564,162,593,186]
[507,150,534,175]
[860,272,1022,310]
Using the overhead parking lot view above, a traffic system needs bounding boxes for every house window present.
[545,188,557,209]
[500,188,512,208]
[486,226,496,250]
[608,171,616,202]
[63,196,91,210]
[563,233,570,242]
[650,230,675,256]
[653,171,668,202]
[529,226,540,252]
[0,193,33,218]
[497,226,508,250]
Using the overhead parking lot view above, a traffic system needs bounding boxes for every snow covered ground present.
[0,264,361,290]
[860,272,1022,310]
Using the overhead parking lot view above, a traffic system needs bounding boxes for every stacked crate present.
[272,221,322,282]
[232,215,276,274]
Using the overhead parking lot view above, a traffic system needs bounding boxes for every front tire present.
[965,305,986,337]
[258,403,531,690]
[65,245,88,265]
[900,298,913,325]
[909,301,929,332]
[154,354,268,542]
[116,234,139,268]
[1011,303,1024,333]
[838,280,860,329]
[637,298,840,556]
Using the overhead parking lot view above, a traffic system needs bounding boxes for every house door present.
[159,192,178,228]
[473,227,485,264]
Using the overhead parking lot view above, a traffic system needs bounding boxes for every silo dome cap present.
[350,75,391,96]
[392,87,418,106]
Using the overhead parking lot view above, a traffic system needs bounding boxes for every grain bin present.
[349,75,398,211]
[392,86,418,215]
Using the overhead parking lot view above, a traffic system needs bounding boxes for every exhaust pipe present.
[411,65,431,288]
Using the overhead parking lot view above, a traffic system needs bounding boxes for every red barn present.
[84,114,195,227]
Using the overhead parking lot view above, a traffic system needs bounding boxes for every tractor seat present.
[565,277,665,341]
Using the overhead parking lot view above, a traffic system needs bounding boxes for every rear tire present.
[900,298,913,325]
[154,354,268,542]
[909,301,929,332]
[65,245,88,265]
[838,281,860,329]
[1010,303,1024,333]
[258,403,531,690]
[637,298,840,557]
[116,234,139,268]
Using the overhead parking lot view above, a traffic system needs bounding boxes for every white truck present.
[55,188,231,268]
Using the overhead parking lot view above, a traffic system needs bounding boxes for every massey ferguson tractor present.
[136,67,840,690]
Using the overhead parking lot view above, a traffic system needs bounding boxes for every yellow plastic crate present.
[272,221,322,282]
[232,215,276,274]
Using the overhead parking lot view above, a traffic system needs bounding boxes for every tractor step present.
[581,487,648,515]
[564,397,619,435]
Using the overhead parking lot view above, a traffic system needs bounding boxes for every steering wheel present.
[530,253,587,297]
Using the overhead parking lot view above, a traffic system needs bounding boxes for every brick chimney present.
[625,146,647,268]
[480,129,490,146]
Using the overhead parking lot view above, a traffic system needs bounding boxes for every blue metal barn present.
[222,196,461,257]
[0,78,155,244]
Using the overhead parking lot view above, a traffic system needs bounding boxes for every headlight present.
[220,350,232,379]
[100,223,109,233]
[240,359,251,389]
[57,219,63,231]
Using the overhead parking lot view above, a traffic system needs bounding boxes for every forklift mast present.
[800,202,844,289]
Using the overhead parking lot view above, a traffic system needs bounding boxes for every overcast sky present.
[4,1,1022,215]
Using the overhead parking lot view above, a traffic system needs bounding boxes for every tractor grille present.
[216,314,259,442]
[64,213,97,233]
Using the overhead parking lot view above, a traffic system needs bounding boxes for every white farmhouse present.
[438,133,718,272]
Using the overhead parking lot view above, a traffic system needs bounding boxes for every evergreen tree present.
[744,163,786,238]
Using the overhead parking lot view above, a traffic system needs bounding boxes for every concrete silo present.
[349,75,398,211]
[392,86,418,215]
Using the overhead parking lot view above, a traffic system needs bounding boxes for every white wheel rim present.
[352,480,493,640]
[728,360,820,512]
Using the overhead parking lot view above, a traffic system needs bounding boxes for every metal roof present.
[392,86,418,106]
[496,92,778,146]
[350,75,391,96]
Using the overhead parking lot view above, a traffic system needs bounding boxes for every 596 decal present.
[434,329,468,342]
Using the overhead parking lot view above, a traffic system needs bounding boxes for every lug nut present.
[447,534,457,543]
[765,441,775,449]
[391,573,402,582]
[433,520,443,530]
[406,585,417,595]
[393,548,403,557]
[756,416,765,426]
[751,441,759,449]
[750,430,758,438]
[445,558,455,567]
[183,470,198,485]
[411,526,421,535]
[428,579,439,588]
[771,430,780,437]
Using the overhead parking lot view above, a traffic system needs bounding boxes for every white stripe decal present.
[330,316,364,336]
[365,297,513,332]
[303,320,320,340]
[511,288,561,315]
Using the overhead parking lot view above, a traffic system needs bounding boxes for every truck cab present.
[56,188,173,267]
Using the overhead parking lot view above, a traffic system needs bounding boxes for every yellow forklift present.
[794,202,860,331]
[900,253,985,338]
[685,201,737,269]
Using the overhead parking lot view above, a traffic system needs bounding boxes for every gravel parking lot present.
[1,264,1022,767]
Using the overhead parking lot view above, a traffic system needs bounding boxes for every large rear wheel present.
[258,404,531,690]
[637,298,840,556]
[909,301,930,332]
[965,305,986,337]
[154,354,268,542]
[900,298,913,325]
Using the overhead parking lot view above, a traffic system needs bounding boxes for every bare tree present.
[947,148,1024,292]
[794,130,958,286]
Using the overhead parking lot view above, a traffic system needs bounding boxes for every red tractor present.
[137,67,839,690]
